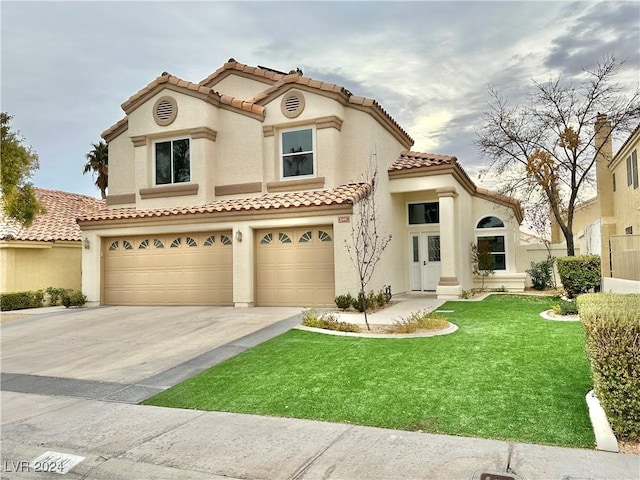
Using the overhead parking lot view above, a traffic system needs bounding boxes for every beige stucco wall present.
[211,74,274,100]
[611,141,640,236]
[107,132,136,198]
[1,241,82,293]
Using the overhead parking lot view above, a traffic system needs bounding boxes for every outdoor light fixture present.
[235,231,243,242]
[83,237,90,249]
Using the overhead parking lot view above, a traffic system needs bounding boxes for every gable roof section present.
[203,59,413,149]
[389,151,524,223]
[103,60,413,148]
[199,59,285,88]
[102,72,266,142]
[78,183,371,225]
[0,188,105,242]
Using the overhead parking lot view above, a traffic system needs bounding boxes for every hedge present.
[557,255,601,298]
[578,293,640,439]
[0,291,45,311]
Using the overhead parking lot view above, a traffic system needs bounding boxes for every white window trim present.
[406,201,440,227]
[153,136,192,186]
[475,215,509,271]
[279,125,317,181]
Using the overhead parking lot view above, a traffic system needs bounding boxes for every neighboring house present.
[0,188,105,293]
[79,59,526,307]
[551,116,640,293]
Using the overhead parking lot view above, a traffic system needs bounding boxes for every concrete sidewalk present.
[334,293,446,325]
[1,391,638,480]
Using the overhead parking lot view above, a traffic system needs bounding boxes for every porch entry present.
[410,233,441,291]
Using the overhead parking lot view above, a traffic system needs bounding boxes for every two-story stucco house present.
[78,59,526,307]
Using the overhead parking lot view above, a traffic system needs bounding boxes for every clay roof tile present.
[0,188,105,242]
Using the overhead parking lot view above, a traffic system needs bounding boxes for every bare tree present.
[470,242,495,292]
[344,163,391,330]
[476,55,640,255]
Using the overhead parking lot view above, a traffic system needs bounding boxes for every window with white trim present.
[281,127,315,178]
[155,138,190,185]
[476,216,507,271]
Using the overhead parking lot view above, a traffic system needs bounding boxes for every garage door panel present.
[104,232,233,306]
[256,226,335,307]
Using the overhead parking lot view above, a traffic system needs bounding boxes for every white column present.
[81,231,101,306]
[436,187,462,299]
[232,225,254,307]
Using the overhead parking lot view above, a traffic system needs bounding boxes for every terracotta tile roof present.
[78,183,371,223]
[388,151,457,172]
[200,59,413,148]
[388,150,524,223]
[199,59,287,86]
[121,72,218,114]
[0,188,105,242]
[104,60,412,148]
[612,122,640,164]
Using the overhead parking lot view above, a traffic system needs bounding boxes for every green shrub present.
[557,255,601,298]
[61,290,87,308]
[350,289,390,312]
[526,256,556,290]
[301,309,361,332]
[351,294,365,312]
[45,287,68,306]
[551,298,579,316]
[578,293,640,439]
[0,290,45,311]
[386,310,449,334]
[335,293,354,310]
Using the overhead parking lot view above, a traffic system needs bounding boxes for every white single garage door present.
[103,232,233,305]
[255,226,335,306]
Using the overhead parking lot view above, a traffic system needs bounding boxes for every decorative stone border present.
[294,322,458,339]
[539,309,580,322]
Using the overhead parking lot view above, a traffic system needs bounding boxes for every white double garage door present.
[103,226,335,306]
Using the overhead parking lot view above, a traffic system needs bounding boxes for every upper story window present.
[476,216,504,228]
[476,215,507,271]
[408,202,439,224]
[626,150,638,189]
[281,127,315,178]
[155,138,190,185]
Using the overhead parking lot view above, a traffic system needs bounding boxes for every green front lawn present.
[144,295,594,448]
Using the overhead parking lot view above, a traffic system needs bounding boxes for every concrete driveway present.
[1,305,301,402]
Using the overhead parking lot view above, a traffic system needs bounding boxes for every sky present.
[2,0,639,199]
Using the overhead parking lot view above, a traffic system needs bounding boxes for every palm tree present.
[83,141,108,199]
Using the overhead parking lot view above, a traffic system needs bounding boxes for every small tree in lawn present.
[344,165,391,331]
[471,242,495,292]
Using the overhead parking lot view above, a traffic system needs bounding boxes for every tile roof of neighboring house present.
[388,151,457,171]
[0,188,105,242]
[611,122,640,165]
[78,183,371,223]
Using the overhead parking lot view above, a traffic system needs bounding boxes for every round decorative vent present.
[281,91,305,118]
[153,96,178,126]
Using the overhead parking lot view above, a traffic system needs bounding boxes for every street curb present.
[586,390,619,452]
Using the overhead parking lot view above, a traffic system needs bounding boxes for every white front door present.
[422,234,441,291]
[410,233,441,291]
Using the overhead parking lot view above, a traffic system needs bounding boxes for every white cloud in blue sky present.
[2,1,638,197]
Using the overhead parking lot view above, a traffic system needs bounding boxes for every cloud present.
[1,1,636,197]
